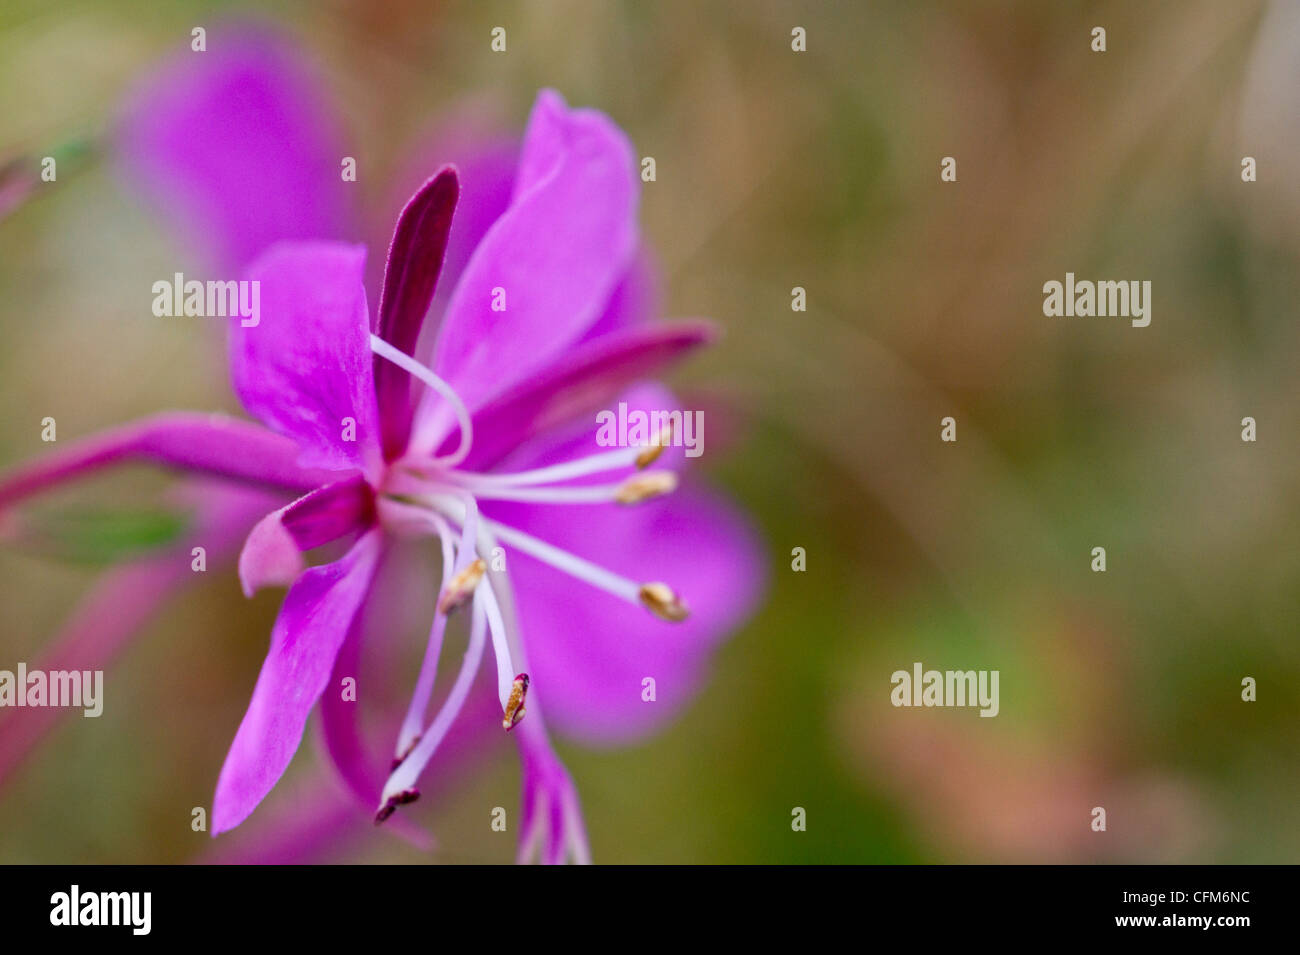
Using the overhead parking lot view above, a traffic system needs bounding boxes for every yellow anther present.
[638,582,689,622]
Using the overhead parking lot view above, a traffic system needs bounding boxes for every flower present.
[0,31,764,863]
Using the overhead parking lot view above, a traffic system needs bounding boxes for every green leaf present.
[20,507,191,564]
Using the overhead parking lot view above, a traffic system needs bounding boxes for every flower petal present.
[483,382,764,742]
[116,24,350,272]
[201,768,365,864]
[238,511,304,598]
[314,605,434,850]
[515,719,590,864]
[212,529,384,834]
[233,241,381,477]
[500,484,764,743]
[412,90,638,445]
[374,168,459,459]
[238,475,375,596]
[315,541,502,846]
[447,320,716,469]
[379,115,517,351]
[0,412,339,513]
[578,250,661,342]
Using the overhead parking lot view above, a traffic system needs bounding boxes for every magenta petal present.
[238,511,304,597]
[579,250,661,342]
[233,242,382,477]
[212,530,384,834]
[238,475,375,596]
[116,25,350,272]
[483,382,762,741]
[277,474,375,547]
[377,113,518,353]
[515,720,590,864]
[447,320,716,469]
[201,769,365,864]
[374,168,459,459]
[315,609,433,849]
[504,486,764,743]
[0,412,339,512]
[317,616,380,806]
[415,90,639,437]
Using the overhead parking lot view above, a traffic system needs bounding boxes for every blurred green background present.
[1,0,1297,863]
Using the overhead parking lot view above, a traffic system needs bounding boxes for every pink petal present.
[412,90,639,443]
[0,412,339,513]
[447,320,716,469]
[201,768,365,864]
[212,529,384,834]
[377,114,518,353]
[233,241,382,478]
[238,475,375,596]
[374,168,459,459]
[315,606,434,849]
[504,485,765,743]
[316,547,502,847]
[238,510,304,597]
[484,385,765,742]
[115,24,351,272]
[578,249,661,342]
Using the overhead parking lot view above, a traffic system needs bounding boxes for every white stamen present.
[448,441,665,490]
[395,512,457,760]
[478,572,519,711]
[463,473,674,505]
[483,517,642,605]
[382,596,489,805]
[450,489,479,570]
[370,333,473,467]
[423,491,660,611]
[468,520,592,865]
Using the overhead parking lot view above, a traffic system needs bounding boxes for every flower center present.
[366,334,689,824]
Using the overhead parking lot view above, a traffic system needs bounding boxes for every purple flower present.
[0,33,763,862]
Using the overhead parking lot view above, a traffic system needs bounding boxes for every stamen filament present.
[462,470,677,506]
[381,596,489,808]
[447,429,673,490]
[370,334,473,467]
[483,517,641,604]
[436,490,483,613]
[478,572,520,712]
[395,513,457,761]
[424,491,689,621]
